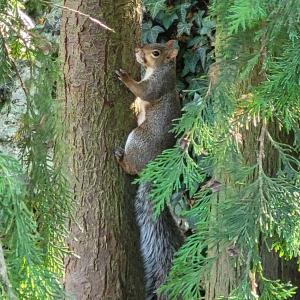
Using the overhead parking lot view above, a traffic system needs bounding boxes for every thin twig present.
[258,123,267,178]
[0,28,29,98]
[41,1,115,33]
[0,241,17,300]
[249,271,259,299]
[257,122,267,211]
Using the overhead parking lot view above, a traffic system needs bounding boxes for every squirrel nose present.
[135,47,142,53]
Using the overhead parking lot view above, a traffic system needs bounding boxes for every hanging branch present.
[0,28,29,98]
[0,241,17,300]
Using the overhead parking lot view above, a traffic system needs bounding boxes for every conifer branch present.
[0,241,17,300]
[0,28,29,98]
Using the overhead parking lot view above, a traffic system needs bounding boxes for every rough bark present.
[60,1,144,299]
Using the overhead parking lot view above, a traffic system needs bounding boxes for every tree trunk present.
[60,1,144,299]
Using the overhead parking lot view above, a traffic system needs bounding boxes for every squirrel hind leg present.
[114,147,138,175]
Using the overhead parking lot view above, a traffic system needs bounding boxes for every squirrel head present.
[135,40,178,69]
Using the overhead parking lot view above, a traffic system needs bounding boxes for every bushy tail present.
[135,182,183,300]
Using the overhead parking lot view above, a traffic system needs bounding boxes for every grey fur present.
[115,43,183,299]
[121,61,181,174]
[128,62,177,101]
[135,182,183,300]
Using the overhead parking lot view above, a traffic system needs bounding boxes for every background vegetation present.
[0,0,299,299]
[0,1,71,298]
[140,0,300,299]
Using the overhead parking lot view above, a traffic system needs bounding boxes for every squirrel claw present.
[120,68,127,74]
[115,69,128,81]
[115,70,121,78]
[114,147,124,161]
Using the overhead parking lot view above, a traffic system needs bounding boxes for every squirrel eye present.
[152,50,161,57]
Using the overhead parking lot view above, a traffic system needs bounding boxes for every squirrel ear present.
[167,48,178,61]
[166,40,177,49]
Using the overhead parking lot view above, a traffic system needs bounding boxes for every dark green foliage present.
[25,0,50,18]
[0,154,62,298]
[141,0,215,228]
[18,53,72,279]
[137,147,206,216]
[143,0,214,97]
[0,1,71,298]
[141,0,300,299]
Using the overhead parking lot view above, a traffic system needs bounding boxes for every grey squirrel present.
[115,41,183,299]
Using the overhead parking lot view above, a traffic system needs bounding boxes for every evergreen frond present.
[142,0,300,299]
[0,1,71,298]
[0,154,65,299]
[138,147,206,216]
[255,39,300,129]
[228,0,267,34]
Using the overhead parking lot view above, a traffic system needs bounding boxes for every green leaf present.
[176,79,186,91]
[142,21,164,43]
[228,0,267,34]
[158,10,179,29]
[142,20,152,31]
[192,10,205,27]
[177,21,192,36]
[200,18,215,38]
[142,21,152,43]
[175,2,190,22]
[144,0,166,19]
[144,25,164,43]
[198,47,207,70]
[182,48,206,76]
[187,35,208,48]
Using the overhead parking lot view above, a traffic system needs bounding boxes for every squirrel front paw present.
[115,69,129,82]
[113,147,125,161]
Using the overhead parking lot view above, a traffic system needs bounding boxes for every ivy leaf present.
[187,77,206,91]
[182,50,198,76]
[175,3,190,22]
[182,48,207,76]
[143,24,165,43]
[145,0,166,19]
[142,21,152,43]
[200,18,215,38]
[158,11,179,29]
[142,20,152,30]
[187,35,208,48]
[197,47,207,70]
[148,25,164,42]
[177,21,192,36]
[192,10,205,27]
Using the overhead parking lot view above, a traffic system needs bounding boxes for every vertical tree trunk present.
[60,1,144,299]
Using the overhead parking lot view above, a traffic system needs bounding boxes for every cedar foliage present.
[1,0,299,299]
[140,0,300,299]
[0,1,71,298]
